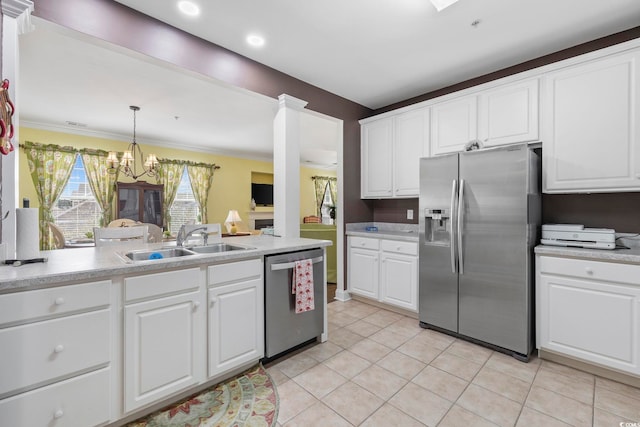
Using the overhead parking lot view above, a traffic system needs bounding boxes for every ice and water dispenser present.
[423,208,451,245]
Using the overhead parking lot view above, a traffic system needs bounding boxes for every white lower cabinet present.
[208,259,264,377]
[380,252,418,311]
[348,236,418,312]
[0,368,111,427]
[0,279,112,427]
[123,268,204,412]
[537,255,640,375]
[348,246,379,299]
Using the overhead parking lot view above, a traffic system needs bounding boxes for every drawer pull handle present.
[192,301,200,309]
[397,246,401,251]
[54,297,65,306]
[585,267,594,275]
[210,298,217,305]
[54,409,64,419]
[54,344,65,354]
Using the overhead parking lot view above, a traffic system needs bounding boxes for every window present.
[320,185,334,224]
[169,168,200,234]
[53,156,101,239]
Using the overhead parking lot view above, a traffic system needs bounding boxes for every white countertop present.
[0,235,331,293]
[345,222,419,242]
[346,229,419,242]
[535,244,640,265]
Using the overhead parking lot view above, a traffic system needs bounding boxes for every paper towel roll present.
[16,208,40,260]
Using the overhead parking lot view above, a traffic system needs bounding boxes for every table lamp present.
[225,210,242,235]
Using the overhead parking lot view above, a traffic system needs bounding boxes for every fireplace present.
[247,210,274,230]
[254,219,274,230]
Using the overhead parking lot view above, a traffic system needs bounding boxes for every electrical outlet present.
[407,209,414,220]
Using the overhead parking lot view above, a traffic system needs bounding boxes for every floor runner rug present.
[127,363,278,427]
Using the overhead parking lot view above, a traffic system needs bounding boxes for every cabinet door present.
[348,247,379,299]
[478,79,539,146]
[361,118,393,198]
[538,274,640,374]
[431,95,478,155]
[124,291,203,412]
[394,108,430,197]
[543,51,640,192]
[208,278,264,377]
[380,252,418,311]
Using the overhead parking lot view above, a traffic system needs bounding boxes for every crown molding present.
[2,0,33,18]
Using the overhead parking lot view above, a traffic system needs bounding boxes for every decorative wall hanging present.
[0,79,15,155]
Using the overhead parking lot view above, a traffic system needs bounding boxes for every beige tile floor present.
[266,299,640,427]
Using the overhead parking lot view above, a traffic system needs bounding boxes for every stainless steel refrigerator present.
[418,143,540,361]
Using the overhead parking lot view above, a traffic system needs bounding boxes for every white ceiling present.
[19,20,341,167]
[21,1,640,166]
[114,0,640,109]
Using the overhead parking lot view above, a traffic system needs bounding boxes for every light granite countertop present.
[535,243,640,265]
[0,235,331,293]
[346,222,419,242]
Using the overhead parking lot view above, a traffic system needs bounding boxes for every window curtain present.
[327,177,337,210]
[156,161,184,230]
[312,176,330,217]
[22,142,76,250]
[186,163,219,223]
[80,149,118,227]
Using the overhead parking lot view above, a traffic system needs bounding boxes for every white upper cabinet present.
[543,50,640,193]
[393,108,430,197]
[431,95,478,155]
[478,79,539,147]
[361,108,429,198]
[361,118,394,198]
[431,79,539,155]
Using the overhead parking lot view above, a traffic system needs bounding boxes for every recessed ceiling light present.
[246,34,265,48]
[430,0,459,12]
[178,1,200,16]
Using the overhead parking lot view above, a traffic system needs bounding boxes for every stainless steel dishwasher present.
[264,248,325,359]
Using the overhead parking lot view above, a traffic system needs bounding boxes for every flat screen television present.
[251,183,273,206]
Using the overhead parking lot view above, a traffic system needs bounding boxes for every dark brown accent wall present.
[373,199,419,224]
[543,193,640,233]
[370,26,640,229]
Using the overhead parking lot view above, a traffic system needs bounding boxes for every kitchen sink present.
[123,247,196,261]
[187,243,254,254]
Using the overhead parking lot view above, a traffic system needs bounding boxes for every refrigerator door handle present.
[457,179,465,275]
[450,179,457,274]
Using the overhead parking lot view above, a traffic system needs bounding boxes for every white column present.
[273,94,307,238]
[2,0,34,258]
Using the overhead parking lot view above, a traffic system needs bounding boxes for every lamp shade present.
[225,210,242,224]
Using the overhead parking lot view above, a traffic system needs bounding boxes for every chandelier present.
[107,106,158,179]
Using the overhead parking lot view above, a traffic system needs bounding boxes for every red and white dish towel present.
[292,259,314,314]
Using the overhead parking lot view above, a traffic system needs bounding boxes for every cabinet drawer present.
[539,256,640,286]
[349,236,380,251]
[208,258,262,286]
[380,239,418,256]
[0,367,110,427]
[125,267,201,302]
[0,281,110,327]
[0,309,110,396]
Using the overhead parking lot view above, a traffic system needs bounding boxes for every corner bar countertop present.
[535,243,640,265]
[345,222,418,242]
[0,235,331,293]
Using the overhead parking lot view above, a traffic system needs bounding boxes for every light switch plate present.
[407,209,413,220]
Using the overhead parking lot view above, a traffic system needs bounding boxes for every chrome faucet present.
[176,225,208,247]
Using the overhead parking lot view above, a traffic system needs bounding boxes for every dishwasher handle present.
[270,256,324,271]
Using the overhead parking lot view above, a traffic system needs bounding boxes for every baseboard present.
[538,348,640,388]
[350,295,418,319]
